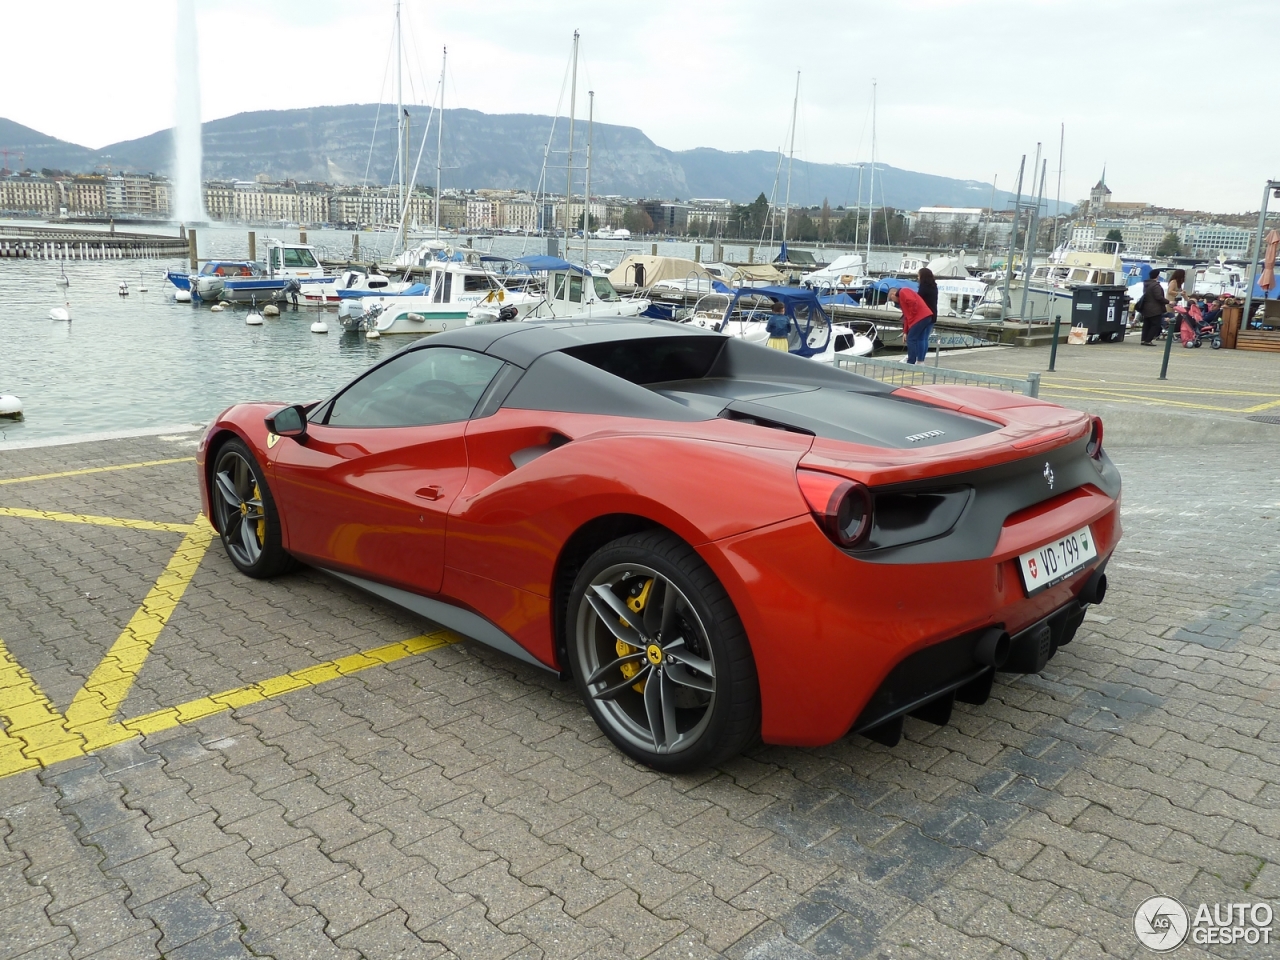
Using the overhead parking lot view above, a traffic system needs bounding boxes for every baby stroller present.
[1171,302,1220,348]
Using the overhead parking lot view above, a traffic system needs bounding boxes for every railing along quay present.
[836,354,1041,398]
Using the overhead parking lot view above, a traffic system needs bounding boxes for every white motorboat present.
[524,265,651,320]
[338,259,540,335]
[801,252,869,292]
[686,287,876,363]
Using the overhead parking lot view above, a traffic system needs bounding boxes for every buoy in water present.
[0,395,23,420]
[174,289,192,303]
[55,275,69,287]
[50,304,71,321]
[246,312,264,326]
[310,320,328,334]
[118,281,129,296]
[263,304,280,317]
[365,327,381,339]
[139,272,148,293]
[210,304,225,312]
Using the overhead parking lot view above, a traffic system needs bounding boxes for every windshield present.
[282,247,318,268]
[593,277,620,302]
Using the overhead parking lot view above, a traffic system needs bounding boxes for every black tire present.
[1212,336,1222,349]
[566,530,760,772]
[210,438,296,578]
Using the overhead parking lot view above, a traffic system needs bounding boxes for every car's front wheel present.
[210,439,295,578]
[567,531,760,771]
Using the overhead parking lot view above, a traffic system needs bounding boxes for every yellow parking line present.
[1046,376,1280,399]
[0,630,461,775]
[0,457,196,486]
[0,507,199,534]
[1040,384,1270,413]
[0,635,82,774]
[63,516,215,740]
[110,632,460,745]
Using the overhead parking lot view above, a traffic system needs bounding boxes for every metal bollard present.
[1159,315,1175,380]
[1049,314,1062,372]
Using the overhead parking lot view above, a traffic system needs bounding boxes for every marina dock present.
[0,224,189,260]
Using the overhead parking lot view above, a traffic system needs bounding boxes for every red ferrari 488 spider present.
[197,320,1120,771]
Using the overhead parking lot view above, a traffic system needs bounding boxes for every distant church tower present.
[1089,167,1111,215]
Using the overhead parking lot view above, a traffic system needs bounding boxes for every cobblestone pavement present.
[0,430,1278,959]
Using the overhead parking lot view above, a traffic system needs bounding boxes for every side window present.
[270,248,281,269]
[442,272,453,302]
[463,274,493,292]
[326,348,505,428]
[569,274,583,303]
[551,272,567,300]
[432,270,444,302]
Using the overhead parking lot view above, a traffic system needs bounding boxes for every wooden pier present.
[0,224,189,261]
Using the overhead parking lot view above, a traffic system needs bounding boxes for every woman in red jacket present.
[889,286,935,364]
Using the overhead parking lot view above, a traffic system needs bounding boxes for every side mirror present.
[265,404,308,441]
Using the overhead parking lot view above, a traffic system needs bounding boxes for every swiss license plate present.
[1018,525,1097,595]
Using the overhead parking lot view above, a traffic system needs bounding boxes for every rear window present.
[564,337,725,385]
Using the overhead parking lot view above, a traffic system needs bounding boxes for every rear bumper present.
[704,490,1120,746]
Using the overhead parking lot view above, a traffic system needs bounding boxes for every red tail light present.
[1087,416,1104,459]
[797,469,873,548]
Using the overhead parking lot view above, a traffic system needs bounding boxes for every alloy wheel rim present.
[214,452,266,567]
[575,563,717,755]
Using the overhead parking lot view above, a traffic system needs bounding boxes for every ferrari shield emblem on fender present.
[1043,462,1054,490]
[267,433,280,449]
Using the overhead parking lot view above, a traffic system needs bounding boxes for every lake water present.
[0,221,912,446]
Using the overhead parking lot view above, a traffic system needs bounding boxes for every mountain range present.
[2,106,1036,213]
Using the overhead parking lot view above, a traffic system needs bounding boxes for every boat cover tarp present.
[728,263,787,285]
[513,255,590,275]
[608,256,710,289]
[868,277,920,294]
[818,292,861,307]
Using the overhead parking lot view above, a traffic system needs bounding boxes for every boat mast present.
[584,90,593,270]
[395,0,404,238]
[1052,122,1064,253]
[435,46,445,241]
[866,80,876,270]
[781,70,799,254]
[981,174,997,258]
[563,30,579,260]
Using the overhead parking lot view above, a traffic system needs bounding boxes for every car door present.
[269,345,507,596]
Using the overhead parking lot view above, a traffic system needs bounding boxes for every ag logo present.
[1134,896,1189,952]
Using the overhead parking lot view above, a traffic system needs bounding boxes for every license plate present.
[1018,525,1097,595]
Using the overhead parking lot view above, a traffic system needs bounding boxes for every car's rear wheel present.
[211,439,295,578]
[567,531,760,771]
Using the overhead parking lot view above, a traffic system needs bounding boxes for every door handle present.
[415,485,444,501]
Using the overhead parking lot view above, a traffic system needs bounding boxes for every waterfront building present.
[686,199,732,235]
[104,175,169,217]
[496,196,538,232]
[203,181,236,220]
[67,176,106,215]
[0,174,60,215]
[465,195,494,230]
[1179,222,1252,258]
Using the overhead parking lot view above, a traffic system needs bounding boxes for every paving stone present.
[413,901,531,960]
[335,910,450,960]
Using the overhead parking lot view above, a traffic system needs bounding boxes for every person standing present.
[1139,269,1169,345]
[889,285,935,364]
[765,300,790,351]
[917,267,939,320]
[1166,268,1186,306]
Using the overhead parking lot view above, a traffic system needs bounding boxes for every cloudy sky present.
[0,0,1271,212]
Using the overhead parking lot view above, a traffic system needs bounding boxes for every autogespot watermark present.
[1134,896,1274,951]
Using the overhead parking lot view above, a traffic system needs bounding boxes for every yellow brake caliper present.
[253,482,265,545]
[618,578,653,693]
